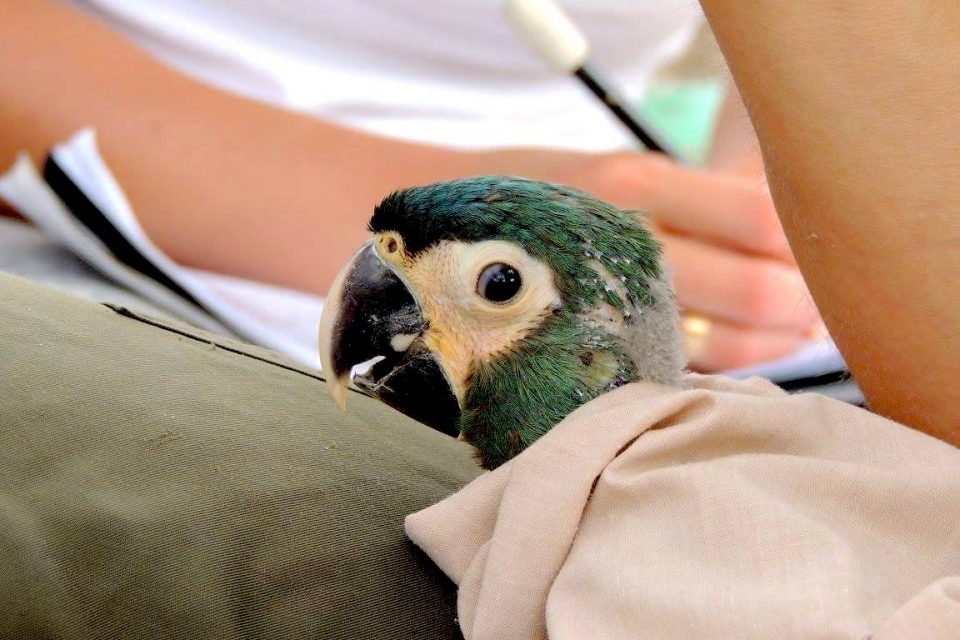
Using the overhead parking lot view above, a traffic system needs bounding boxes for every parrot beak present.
[318,241,461,436]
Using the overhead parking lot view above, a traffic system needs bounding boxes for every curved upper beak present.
[318,241,461,436]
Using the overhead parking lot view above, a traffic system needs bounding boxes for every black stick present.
[574,65,686,162]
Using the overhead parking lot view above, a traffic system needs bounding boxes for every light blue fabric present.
[639,80,726,165]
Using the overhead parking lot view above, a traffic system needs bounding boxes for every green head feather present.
[371,175,664,314]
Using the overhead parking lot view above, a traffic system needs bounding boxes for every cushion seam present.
[104,303,327,383]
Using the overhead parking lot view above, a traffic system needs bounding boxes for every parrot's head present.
[319,176,684,469]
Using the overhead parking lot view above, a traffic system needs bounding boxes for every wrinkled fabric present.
[407,374,960,640]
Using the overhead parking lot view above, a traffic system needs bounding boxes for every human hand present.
[581,153,822,371]
[503,150,821,371]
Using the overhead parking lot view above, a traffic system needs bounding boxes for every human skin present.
[696,0,960,442]
[0,0,817,371]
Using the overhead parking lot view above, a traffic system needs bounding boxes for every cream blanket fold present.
[405,374,960,640]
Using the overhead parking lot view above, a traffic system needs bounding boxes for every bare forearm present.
[0,0,483,293]
[698,1,960,440]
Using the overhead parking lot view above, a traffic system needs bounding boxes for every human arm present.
[0,0,511,294]
[695,0,960,441]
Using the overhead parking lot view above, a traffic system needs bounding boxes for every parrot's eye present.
[477,263,522,303]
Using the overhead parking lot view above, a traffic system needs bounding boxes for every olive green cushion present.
[0,272,482,639]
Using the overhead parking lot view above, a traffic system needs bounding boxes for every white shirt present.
[69,0,703,151]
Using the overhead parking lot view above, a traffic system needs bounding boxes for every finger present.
[658,230,820,331]
[603,154,794,263]
[681,313,810,372]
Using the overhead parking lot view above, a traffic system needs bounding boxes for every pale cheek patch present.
[403,240,560,395]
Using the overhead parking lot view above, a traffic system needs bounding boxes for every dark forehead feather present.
[373,177,633,251]
[368,176,662,309]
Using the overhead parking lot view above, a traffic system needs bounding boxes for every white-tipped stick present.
[503,0,685,161]
[504,0,589,73]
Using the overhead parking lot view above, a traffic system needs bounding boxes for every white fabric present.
[66,0,703,151]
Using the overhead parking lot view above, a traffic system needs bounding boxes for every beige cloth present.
[406,374,960,639]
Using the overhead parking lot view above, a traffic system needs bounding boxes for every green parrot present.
[319,175,685,469]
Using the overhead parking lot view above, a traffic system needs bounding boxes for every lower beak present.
[318,242,461,437]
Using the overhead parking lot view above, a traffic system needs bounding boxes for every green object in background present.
[639,80,726,165]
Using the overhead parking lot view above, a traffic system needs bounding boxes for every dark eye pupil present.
[478,263,522,303]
